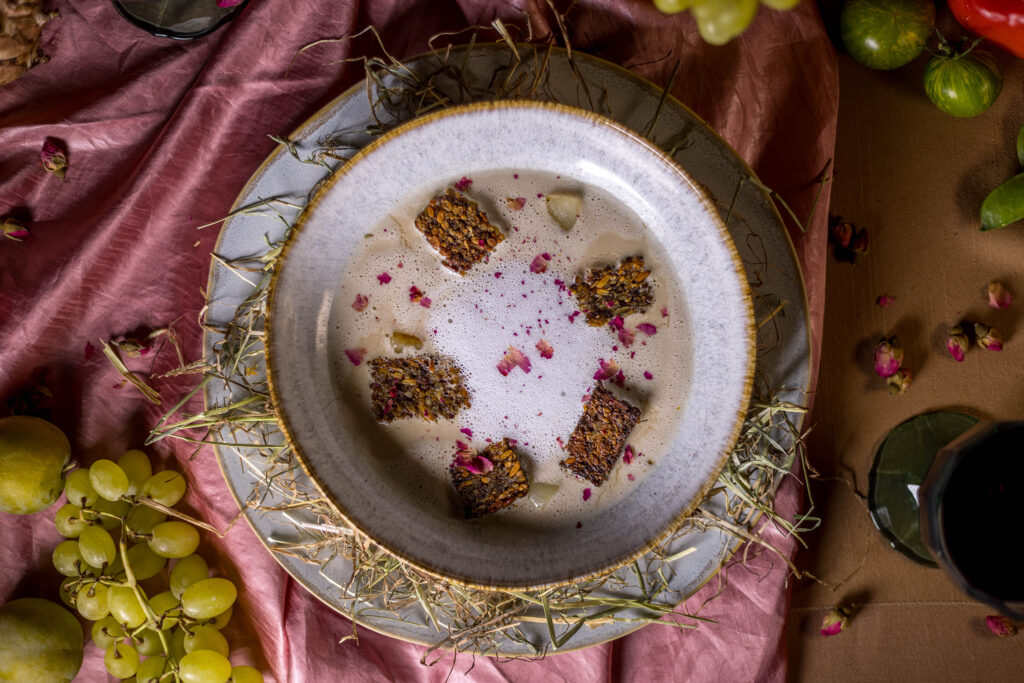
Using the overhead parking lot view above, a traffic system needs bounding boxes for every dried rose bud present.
[820,605,852,637]
[2,217,29,241]
[874,336,903,378]
[829,216,853,248]
[876,295,895,308]
[886,369,912,394]
[988,281,1013,309]
[985,615,1018,637]
[974,323,1003,351]
[40,139,68,180]
[850,228,869,255]
[946,325,969,362]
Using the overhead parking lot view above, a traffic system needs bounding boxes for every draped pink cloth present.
[0,1,837,680]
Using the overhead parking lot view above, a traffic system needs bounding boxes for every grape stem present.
[117,533,181,677]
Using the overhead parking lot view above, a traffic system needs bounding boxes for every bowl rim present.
[265,99,757,590]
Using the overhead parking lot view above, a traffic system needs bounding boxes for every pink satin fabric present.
[0,1,836,680]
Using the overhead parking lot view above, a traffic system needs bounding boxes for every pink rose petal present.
[568,310,581,323]
[409,285,424,303]
[643,371,653,380]
[661,306,669,318]
[536,338,554,359]
[497,346,531,376]
[344,348,366,366]
[506,197,527,211]
[420,297,431,308]
[988,281,1013,309]
[352,294,369,311]
[459,428,473,439]
[607,316,625,332]
[636,323,657,336]
[454,176,472,191]
[582,488,592,501]
[876,295,895,308]
[623,445,634,464]
[593,358,620,381]
[617,327,636,348]
[530,253,552,274]
[612,370,625,387]
[377,272,391,285]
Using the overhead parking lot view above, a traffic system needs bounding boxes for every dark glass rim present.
[111,0,248,41]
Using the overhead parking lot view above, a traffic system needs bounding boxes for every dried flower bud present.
[820,605,852,637]
[850,228,869,255]
[2,217,28,241]
[988,281,1013,309]
[985,615,1018,637]
[946,325,969,362]
[974,323,1003,351]
[876,295,895,308]
[874,336,903,378]
[829,216,853,248]
[886,369,912,394]
[40,139,68,180]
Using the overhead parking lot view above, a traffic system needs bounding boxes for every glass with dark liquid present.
[920,421,1024,619]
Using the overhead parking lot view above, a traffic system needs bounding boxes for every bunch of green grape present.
[653,0,802,45]
[52,449,263,683]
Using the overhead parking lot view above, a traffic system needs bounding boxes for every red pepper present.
[948,0,1024,58]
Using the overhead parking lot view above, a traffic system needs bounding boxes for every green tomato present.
[840,0,935,70]
[924,50,1001,118]
[0,416,71,515]
[981,171,1024,231]
[0,598,84,683]
[692,0,759,46]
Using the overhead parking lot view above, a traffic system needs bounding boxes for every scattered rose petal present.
[497,346,531,376]
[876,295,895,308]
[946,325,968,362]
[986,615,1018,637]
[988,281,1013,309]
[612,370,625,387]
[40,139,67,180]
[627,473,635,481]
[454,176,472,191]
[409,285,424,303]
[344,348,366,366]
[643,371,653,380]
[850,229,869,255]
[377,272,392,285]
[536,338,554,359]
[874,336,903,378]
[530,253,551,274]
[975,323,1003,351]
[420,297,431,308]
[623,445,634,464]
[459,428,473,439]
[568,311,581,323]
[617,327,636,348]
[886,369,912,395]
[2,217,28,241]
[582,488,592,502]
[607,316,625,332]
[506,197,526,211]
[636,323,657,336]
[593,358,620,381]
[820,605,851,637]
[352,294,368,311]
[661,306,669,318]
[494,272,502,279]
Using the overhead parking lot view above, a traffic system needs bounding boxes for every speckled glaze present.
[266,101,755,589]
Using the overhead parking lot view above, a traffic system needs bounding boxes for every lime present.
[0,416,72,514]
[0,598,84,682]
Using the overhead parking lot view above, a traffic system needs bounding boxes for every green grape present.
[230,666,265,683]
[125,542,167,581]
[54,502,86,538]
[183,625,229,657]
[134,627,166,656]
[118,449,153,496]
[93,495,131,530]
[759,0,800,9]
[148,590,181,631]
[58,577,79,608]
[79,524,117,568]
[149,521,200,559]
[64,468,99,507]
[692,0,759,45]
[91,615,127,649]
[203,605,232,631]
[178,649,232,683]
[169,627,187,661]
[76,581,110,620]
[52,539,85,577]
[170,554,209,599]
[90,459,131,502]
[653,0,695,13]
[125,504,167,536]
[105,640,140,679]
[136,654,169,682]
[142,470,187,507]
[181,578,237,620]
[107,585,148,629]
